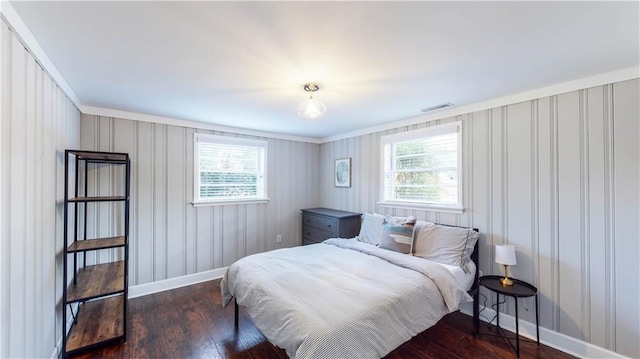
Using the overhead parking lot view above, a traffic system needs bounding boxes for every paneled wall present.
[319,79,639,357]
[80,115,320,286]
[0,21,80,358]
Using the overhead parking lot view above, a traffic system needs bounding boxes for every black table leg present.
[535,294,540,345]
[474,289,480,335]
[515,298,520,358]
[496,292,500,328]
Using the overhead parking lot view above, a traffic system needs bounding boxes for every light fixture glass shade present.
[298,97,326,119]
[495,244,517,265]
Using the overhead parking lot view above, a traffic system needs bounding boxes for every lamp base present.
[500,276,514,286]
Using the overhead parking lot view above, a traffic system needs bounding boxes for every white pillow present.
[356,213,385,246]
[413,221,479,273]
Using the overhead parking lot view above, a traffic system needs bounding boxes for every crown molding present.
[83,106,323,144]
[321,66,640,143]
[0,1,83,110]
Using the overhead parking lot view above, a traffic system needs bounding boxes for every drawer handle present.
[306,232,311,235]
[327,224,332,228]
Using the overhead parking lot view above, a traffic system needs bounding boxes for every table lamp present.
[495,244,517,286]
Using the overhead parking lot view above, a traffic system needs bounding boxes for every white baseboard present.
[50,338,61,359]
[51,303,80,359]
[459,303,629,359]
[128,267,227,299]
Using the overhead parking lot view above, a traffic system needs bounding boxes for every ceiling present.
[9,1,640,139]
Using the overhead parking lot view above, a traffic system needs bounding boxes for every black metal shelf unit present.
[62,150,130,357]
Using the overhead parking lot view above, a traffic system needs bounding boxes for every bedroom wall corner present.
[0,19,81,359]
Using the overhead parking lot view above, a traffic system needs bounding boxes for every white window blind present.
[381,122,462,209]
[194,134,267,204]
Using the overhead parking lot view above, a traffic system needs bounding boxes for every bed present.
[220,215,480,358]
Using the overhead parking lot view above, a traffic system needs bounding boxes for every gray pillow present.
[413,222,479,273]
[378,216,417,254]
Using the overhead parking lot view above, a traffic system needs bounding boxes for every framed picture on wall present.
[335,158,351,188]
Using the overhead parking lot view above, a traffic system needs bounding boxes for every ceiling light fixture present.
[298,83,326,119]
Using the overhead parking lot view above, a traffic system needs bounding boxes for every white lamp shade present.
[298,98,326,119]
[495,244,517,265]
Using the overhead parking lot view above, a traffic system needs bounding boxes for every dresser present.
[301,208,362,245]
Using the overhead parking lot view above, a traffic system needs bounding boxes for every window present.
[194,133,268,205]
[381,122,462,211]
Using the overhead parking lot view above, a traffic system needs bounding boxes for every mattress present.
[439,260,476,291]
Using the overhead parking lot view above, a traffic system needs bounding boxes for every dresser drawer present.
[303,225,335,244]
[303,213,338,231]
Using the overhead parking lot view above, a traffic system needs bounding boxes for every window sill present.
[377,201,464,214]
[192,198,270,207]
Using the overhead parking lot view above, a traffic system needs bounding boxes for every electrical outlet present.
[276,234,282,243]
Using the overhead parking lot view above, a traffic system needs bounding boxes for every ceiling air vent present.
[421,102,453,113]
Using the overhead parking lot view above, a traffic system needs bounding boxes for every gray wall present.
[319,79,640,358]
[0,21,81,358]
[80,114,320,286]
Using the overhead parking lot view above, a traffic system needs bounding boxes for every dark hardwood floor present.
[71,279,575,359]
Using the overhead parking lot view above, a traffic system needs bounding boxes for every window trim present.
[192,133,269,206]
[378,121,464,213]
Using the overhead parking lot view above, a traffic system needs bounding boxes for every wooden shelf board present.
[66,295,125,353]
[68,196,127,203]
[67,237,126,253]
[67,262,125,303]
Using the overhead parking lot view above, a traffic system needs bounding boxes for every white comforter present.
[220,238,472,359]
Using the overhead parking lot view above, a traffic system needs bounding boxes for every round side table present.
[478,275,539,358]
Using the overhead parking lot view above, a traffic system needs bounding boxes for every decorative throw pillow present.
[356,213,385,246]
[378,216,417,254]
[413,222,479,273]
